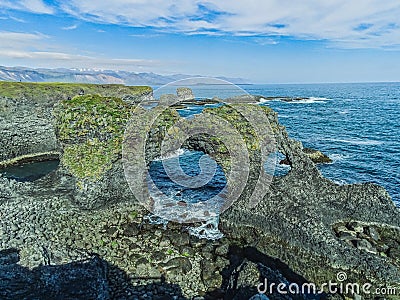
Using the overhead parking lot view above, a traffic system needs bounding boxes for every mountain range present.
[0,66,249,86]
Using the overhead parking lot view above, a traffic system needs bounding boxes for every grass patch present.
[0,81,152,105]
[55,94,179,181]
[55,95,130,180]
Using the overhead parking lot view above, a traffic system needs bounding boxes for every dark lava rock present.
[0,249,109,299]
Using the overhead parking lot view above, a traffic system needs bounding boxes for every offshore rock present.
[218,104,400,296]
[302,147,332,163]
[1,86,399,299]
[176,87,195,101]
[279,147,332,164]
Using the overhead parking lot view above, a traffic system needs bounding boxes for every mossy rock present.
[0,81,152,105]
[203,104,261,152]
[54,94,132,181]
[55,94,181,182]
[55,94,131,143]
[303,147,332,164]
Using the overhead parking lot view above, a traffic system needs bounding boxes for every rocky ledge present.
[0,82,153,163]
[0,85,399,299]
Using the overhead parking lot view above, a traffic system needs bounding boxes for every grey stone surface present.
[176,87,195,101]
[1,91,399,299]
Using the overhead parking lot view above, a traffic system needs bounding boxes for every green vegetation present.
[204,104,262,152]
[0,81,152,104]
[55,94,131,142]
[55,94,179,181]
[62,138,121,179]
[129,210,138,219]
[55,95,131,180]
[111,240,119,248]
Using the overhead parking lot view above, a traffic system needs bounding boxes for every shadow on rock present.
[0,248,187,300]
[208,245,339,300]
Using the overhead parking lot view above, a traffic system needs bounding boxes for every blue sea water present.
[1,83,398,209]
[244,83,400,206]
[150,82,400,207]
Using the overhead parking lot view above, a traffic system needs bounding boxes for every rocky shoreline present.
[0,82,399,299]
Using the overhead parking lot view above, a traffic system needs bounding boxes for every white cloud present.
[9,15,27,22]
[0,0,54,14]
[0,31,164,71]
[62,24,78,30]
[0,31,48,47]
[58,0,400,48]
[2,1,399,48]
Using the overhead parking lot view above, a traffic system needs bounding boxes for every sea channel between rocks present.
[0,82,399,300]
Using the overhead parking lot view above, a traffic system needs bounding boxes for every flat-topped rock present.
[176,87,195,101]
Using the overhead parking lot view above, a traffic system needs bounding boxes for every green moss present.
[55,94,132,180]
[62,138,120,179]
[55,94,180,181]
[129,210,138,219]
[203,104,261,152]
[0,81,152,104]
[55,94,132,142]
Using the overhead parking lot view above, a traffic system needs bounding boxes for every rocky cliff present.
[0,82,153,165]
[0,84,399,299]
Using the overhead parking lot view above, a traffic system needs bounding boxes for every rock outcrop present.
[218,111,400,297]
[279,147,332,164]
[0,82,153,163]
[177,87,195,101]
[1,84,399,299]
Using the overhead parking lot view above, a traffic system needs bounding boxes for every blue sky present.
[0,0,400,83]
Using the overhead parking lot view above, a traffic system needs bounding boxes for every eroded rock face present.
[53,94,180,209]
[280,147,332,164]
[0,82,153,163]
[176,87,195,101]
[1,88,399,299]
[0,96,58,162]
[219,114,400,295]
[0,249,110,299]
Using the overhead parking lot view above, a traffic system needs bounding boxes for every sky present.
[0,0,400,83]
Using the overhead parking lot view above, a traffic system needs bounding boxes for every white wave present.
[283,97,331,104]
[333,179,348,185]
[326,138,383,146]
[329,153,349,162]
[143,214,169,228]
[259,97,270,103]
[308,97,331,101]
[286,99,327,104]
[188,217,224,240]
[154,148,185,161]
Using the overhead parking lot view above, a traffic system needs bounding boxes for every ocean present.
[150,82,400,207]
[244,83,400,206]
[2,82,399,209]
